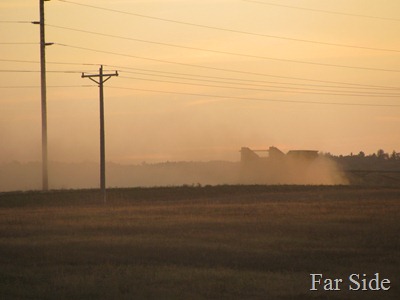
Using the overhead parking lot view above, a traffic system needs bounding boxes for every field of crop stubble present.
[0,185,399,299]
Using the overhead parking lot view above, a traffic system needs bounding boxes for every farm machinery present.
[239,146,325,184]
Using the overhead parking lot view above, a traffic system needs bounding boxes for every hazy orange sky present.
[1,0,399,164]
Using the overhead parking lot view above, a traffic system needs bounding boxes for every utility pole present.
[82,66,118,203]
[33,0,53,191]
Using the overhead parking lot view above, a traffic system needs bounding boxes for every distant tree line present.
[324,149,400,160]
[322,149,400,171]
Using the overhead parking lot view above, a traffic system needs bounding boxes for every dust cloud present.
[0,153,347,192]
[240,154,348,185]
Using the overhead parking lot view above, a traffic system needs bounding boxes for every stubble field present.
[0,185,399,299]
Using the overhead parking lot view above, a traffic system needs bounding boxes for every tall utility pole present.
[82,66,118,203]
[33,0,53,191]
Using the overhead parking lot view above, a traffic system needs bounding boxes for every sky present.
[1,0,400,164]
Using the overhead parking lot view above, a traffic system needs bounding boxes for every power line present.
[3,56,400,90]
[242,0,400,22]
[2,57,398,91]
[56,43,400,73]
[0,59,99,66]
[0,70,40,73]
[0,69,87,73]
[108,86,400,107]
[0,85,93,88]
[0,42,38,45]
[119,75,400,98]
[47,61,98,66]
[109,65,400,91]
[56,1,400,53]
[118,69,400,92]
[55,0,287,35]
[47,23,400,54]
[0,59,39,64]
[2,65,398,93]
[0,21,32,24]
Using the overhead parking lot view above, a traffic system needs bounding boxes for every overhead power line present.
[0,70,39,73]
[242,0,400,22]
[1,57,398,91]
[0,69,87,73]
[0,59,40,64]
[3,56,398,89]
[54,2,400,53]
[0,58,100,67]
[48,23,400,54]
[0,42,38,45]
[47,61,98,66]
[108,86,400,108]
[0,85,93,88]
[115,68,400,91]
[108,65,400,91]
[56,43,400,73]
[0,21,32,24]
[119,75,400,98]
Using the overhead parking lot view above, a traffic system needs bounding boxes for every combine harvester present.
[240,146,344,185]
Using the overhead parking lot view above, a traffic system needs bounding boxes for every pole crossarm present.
[82,70,118,85]
[81,72,119,79]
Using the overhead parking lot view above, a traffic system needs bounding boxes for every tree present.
[377,149,388,160]
[390,151,399,161]
[390,151,395,160]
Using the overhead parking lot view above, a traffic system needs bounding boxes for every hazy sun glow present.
[1,0,400,165]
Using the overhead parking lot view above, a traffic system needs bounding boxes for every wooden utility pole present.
[33,0,53,191]
[82,66,118,203]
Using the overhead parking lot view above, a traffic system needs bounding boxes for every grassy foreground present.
[0,185,399,299]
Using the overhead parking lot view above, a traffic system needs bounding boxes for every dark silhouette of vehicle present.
[240,146,320,184]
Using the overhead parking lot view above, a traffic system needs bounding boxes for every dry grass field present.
[0,185,399,299]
